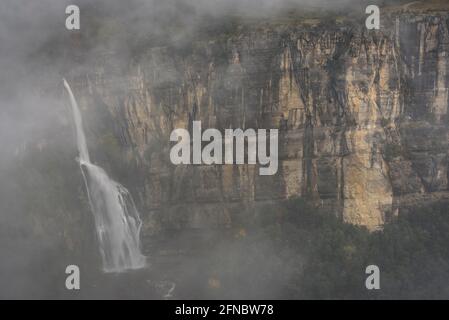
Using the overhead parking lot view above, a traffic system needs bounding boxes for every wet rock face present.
[71,11,449,232]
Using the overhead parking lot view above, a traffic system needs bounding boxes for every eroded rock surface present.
[68,8,449,232]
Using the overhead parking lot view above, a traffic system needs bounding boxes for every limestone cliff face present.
[69,9,449,232]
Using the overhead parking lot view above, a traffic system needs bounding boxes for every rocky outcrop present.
[68,7,449,232]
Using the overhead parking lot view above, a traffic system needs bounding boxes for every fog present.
[0,0,387,162]
[0,0,412,299]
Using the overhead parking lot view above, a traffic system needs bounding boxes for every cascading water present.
[63,79,146,273]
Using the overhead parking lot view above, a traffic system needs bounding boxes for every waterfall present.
[63,79,146,273]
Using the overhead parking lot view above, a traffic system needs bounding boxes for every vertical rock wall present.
[69,10,449,232]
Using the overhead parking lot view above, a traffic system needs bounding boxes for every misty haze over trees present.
[1,0,449,299]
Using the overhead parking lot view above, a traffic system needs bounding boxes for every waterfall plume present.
[63,79,146,273]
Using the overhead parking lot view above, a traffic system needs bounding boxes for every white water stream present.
[64,79,146,273]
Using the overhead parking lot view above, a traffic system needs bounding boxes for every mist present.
[1,0,446,300]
